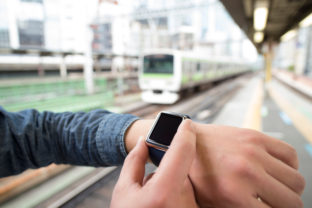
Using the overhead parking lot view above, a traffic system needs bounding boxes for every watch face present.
[148,112,183,146]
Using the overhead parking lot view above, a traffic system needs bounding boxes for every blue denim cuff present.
[96,113,139,166]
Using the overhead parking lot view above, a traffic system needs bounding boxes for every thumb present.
[156,120,196,189]
[118,137,148,186]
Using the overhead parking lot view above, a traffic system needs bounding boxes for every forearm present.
[0,107,138,177]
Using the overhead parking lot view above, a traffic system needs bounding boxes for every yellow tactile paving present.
[267,83,312,145]
[243,78,263,131]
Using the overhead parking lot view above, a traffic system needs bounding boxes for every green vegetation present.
[2,92,114,112]
[0,78,116,112]
[0,79,107,100]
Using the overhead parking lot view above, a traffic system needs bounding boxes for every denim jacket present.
[0,107,139,177]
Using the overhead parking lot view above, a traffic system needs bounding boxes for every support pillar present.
[60,54,67,79]
[264,42,274,82]
[84,26,95,95]
[38,55,45,77]
[304,25,312,76]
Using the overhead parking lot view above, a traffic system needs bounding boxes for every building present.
[0,0,10,48]
[0,0,90,52]
[0,0,258,74]
[273,24,312,77]
[93,0,256,60]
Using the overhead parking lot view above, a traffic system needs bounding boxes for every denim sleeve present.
[0,107,139,177]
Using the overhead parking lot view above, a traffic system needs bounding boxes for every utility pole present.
[84,23,95,94]
[83,0,118,95]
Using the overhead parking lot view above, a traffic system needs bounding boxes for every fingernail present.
[137,136,144,146]
[133,137,142,151]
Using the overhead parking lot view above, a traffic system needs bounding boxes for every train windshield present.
[143,54,174,74]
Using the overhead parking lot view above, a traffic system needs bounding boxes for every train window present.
[204,63,208,71]
[143,55,174,74]
[187,61,192,74]
[192,61,196,72]
[182,60,187,73]
[196,63,200,72]
[217,63,221,69]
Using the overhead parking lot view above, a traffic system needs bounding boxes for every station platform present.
[1,72,312,208]
[273,69,312,100]
[77,72,312,207]
[213,72,312,207]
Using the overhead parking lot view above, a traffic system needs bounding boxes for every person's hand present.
[111,120,198,208]
[190,124,305,208]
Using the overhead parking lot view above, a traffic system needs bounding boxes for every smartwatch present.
[145,111,190,166]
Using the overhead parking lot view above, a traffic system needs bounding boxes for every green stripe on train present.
[182,57,218,63]
[141,73,173,79]
[192,74,205,81]
[182,76,188,84]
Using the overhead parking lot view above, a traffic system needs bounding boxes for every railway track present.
[1,73,255,208]
[34,101,168,208]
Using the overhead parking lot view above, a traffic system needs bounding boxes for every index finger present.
[155,119,196,189]
[258,132,299,169]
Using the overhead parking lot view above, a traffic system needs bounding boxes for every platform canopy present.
[220,0,312,50]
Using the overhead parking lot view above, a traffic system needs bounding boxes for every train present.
[139,49,252,104]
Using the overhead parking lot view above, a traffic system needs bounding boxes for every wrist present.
[124,119,154,154]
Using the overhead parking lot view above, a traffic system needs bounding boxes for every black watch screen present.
[149,112,183,146]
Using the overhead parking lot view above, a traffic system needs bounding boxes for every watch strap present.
[148,146,165,166]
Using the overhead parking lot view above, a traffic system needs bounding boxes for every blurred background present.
[0,0,312,207]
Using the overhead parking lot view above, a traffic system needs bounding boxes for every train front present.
[139,53,181,104]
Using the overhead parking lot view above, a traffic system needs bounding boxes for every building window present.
[92,23,112,53]
[0,29,10,47]
[18,20,44,48]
